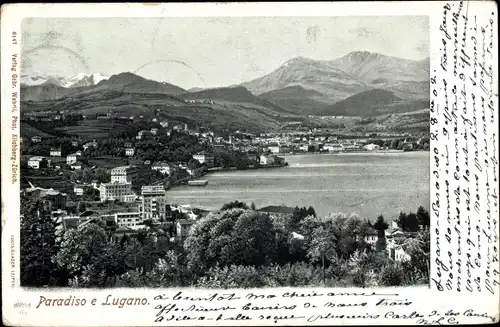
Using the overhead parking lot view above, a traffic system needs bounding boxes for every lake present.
[167,151,430,220]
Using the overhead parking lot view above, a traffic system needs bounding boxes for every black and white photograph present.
[19,16,431,289]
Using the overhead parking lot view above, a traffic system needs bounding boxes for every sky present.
[21,16,429,90]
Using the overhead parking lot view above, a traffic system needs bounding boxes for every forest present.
[21,194,430,289]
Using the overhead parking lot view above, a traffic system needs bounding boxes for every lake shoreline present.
[167,151,430,218]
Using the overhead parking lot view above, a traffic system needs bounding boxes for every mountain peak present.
[106,72,147,84]
[283,56,314,67]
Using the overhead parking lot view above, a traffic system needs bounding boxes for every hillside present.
[241,51,429,104]
[317,89,428,117]
[178,86,293,114]
[20,72,187,102]
[259,85,329,115]
[20,87,297,133]
[20,83,75,101]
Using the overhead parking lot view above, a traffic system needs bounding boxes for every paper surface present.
[1,1,499,326]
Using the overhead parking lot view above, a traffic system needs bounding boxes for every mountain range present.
[21,72,110,88]
[21,51,429,129]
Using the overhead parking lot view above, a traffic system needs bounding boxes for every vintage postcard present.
[1,1,498,326]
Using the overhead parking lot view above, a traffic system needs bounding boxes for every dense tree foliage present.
[20,202,430,288]
[20,195,67,286]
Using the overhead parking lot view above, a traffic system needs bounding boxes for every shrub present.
[261,262,323,287]
[379,264,405,286]
[196,265,264,289]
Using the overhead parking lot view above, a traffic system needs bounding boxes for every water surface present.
[167,152,429,220]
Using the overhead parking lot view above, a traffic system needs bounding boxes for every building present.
[140,185,168,221]
[364,143,380,151]
[136,130,152,140]
[247,153,260,164]
[101,211,142,229]
[125,147,135,157]
[31,136,42,143]
[24,185,67,211]
[28,156,44,169]
[260,154,276,166]
[66,153,81,164]
[73,184,85,196]
[258,205,296,219]
[99,182,135,202]
[342,144,362,152]
[394,246,412,262]
[50,148,62,157]
[151,162,172,175]
[363,229,379,246]
[176,219,195,239]
[268,145,292,154]
[150,128,159,135]
[110,166,140,184]
[192,151,215,168]
[83,140,98,151]
[323,143,343,152]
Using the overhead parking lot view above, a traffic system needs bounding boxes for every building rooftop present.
[258,205,295,214]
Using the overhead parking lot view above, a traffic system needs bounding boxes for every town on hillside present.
[20,112,430,289]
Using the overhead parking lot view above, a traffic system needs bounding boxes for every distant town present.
[20,109,430,240]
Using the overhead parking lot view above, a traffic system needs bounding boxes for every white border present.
[2,2,499,326]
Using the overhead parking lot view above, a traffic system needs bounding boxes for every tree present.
[373,215,388,237]
[396,212,408,230]
[184,208,279,275]
[230,211,278,266]
[20,195,67,286]
[416,206,430,228]
[406,213,419,232]
[220,200,249,211]
[306,206,317,218]
[250,202,256,210]
[55,223,110,287]
[307,226,337,285]
[78,202,87,213]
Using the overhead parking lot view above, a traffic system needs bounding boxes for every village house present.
[83,140,98,151]
[176,219,196,239]
[323,143,343,152]
[192,151,215,168]
[363,229,379,246]
[124,142,133,148]
[151,162,172,175]
[150,128,159,135]
[73,184,85,196]
[31,136,42,143]
[50,147,62,157]
[70,160,85,170]
[363,143,380,151]
[125,147,135,157]
[66,153,80,165]
[258,205,296,219]
[267,145,292,154]
[136,130,153,140]
[100,211,142,230]
[394,246,412,262]
[28,156,47,169]
[71,141,79,147]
